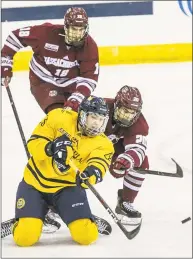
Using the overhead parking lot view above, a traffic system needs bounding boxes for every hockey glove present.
[76,165,103,189]
[45,135,73,174]
[64,92,84,112]
[112,153,134,178]
[1,57,13,87]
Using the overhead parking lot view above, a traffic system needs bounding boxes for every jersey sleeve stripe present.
[87,160,107,172]
[5,41,19,52]
[27,134,51,144]
[6,37,21,51]
[87,157,110,168]
[10,32,25,48]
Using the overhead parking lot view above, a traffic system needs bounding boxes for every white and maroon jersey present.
[1,23,99,95]
[105,98,149,168]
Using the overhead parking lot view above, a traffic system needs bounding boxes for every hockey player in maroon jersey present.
[1,7,99,113]
[105,85,149,225]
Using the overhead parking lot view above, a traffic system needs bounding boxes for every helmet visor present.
[65,25,87,46]
[114,107,137,126]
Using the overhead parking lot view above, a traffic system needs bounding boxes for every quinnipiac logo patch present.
[17,198,25,209]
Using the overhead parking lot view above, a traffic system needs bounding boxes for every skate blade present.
[42,224,59,234]
[117,214,142,226]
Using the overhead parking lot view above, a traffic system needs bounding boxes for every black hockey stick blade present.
[171,158,183,178]
[119,219,142,240]
[136,158,183,178]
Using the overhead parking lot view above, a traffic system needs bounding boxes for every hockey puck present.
[181,217,191,224]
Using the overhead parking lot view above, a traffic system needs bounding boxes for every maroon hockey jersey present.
[105,98,149,168]
[1,23,99,95]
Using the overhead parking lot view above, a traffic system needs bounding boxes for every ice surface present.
[2,62,192,257]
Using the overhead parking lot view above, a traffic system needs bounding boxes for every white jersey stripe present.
[6,36,21,50]
[5,41,20,52]
[127,169,146,179]
[124,175,144,185]
[123,180,141,191]
[10,32,25,48]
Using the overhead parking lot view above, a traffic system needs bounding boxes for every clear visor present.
[114,107,137,126]
[81,112,109,137]
[65,25,87,45]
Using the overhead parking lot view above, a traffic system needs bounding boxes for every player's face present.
[86,113,105,131]
[65,25,86,45]
[114,106,137,126]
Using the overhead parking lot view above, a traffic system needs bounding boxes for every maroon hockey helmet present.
[114,85,143,127]
[64,7,89,47]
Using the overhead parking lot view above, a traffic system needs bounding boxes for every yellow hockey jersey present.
[24,108,114,193]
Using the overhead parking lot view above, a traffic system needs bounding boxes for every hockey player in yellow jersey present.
[13,96,114,247]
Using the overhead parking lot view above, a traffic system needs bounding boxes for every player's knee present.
[13,218,43,247]
[68,218,98,245]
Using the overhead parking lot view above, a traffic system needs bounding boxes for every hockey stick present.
[2,85,61,238]
[5,85,30,159]
[108,138,183,178]
[136,158,183,178]
[69,161,142,240]
[1,85,30,238]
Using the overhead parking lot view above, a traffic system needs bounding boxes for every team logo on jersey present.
[17,198,25,209]
[49,90,58,97]
[44,56,78,68]
[44,43,59,52]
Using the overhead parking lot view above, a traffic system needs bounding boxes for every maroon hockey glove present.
[1,57,13,87]
[64,92,85,112]
[64,99,80,112]
[112,153,134,178]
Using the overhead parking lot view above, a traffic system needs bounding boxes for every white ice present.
[2,62,192,258]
